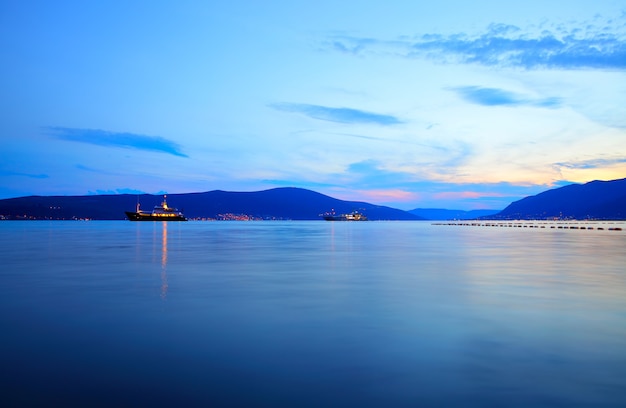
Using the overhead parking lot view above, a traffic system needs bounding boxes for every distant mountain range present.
[1,178,624,221]
[0,187,422,221]
[490,178,626,220]
[409,208,500,220]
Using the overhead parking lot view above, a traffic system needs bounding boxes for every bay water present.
[1,221,625,407]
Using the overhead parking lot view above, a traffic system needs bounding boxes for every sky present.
[1,0,625,210]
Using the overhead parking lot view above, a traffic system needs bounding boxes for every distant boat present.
[323,210,368,221]
[125,196,187,221]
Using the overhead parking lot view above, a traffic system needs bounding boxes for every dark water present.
[1,221,625,407]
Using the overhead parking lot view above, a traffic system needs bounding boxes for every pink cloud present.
[433,191,508,200]
[330,188,421,204]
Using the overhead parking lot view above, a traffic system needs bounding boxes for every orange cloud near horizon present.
[433,191,509,200]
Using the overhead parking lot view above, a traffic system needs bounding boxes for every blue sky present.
[1,0,625,210]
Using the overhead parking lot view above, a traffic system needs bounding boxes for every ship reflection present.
[161,222,168,300]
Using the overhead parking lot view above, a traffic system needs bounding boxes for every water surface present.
[1,221,625,407]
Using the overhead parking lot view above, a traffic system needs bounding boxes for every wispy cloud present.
[46,127,188,157]
[433,191,508,200]
[75,164,101,172]
[328,37,378,55]
[0,170,48,179]
[451,86,562,108]
[270,103,403,125]
[87,188,150,195]
[328,161,549,209]
[327,18,626,70]
[350,189,420,204]
[265,158,554,210]
[554,157,626,170]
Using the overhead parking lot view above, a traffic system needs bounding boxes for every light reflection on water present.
[160,221,168,300]
[0,220,625,407]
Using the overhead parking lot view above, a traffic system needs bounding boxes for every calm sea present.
[1,220,625,407]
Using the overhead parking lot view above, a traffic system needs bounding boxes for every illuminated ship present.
[323,210,368,221]
[125,196,187,221]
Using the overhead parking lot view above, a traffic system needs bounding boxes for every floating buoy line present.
[433,221,623,231]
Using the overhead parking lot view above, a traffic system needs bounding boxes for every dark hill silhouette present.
[491,178,626,220]
[0,187,423,221]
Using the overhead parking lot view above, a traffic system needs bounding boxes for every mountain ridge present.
[2,178,625,221]
[0,187,423,221]
[489,178,626,220]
